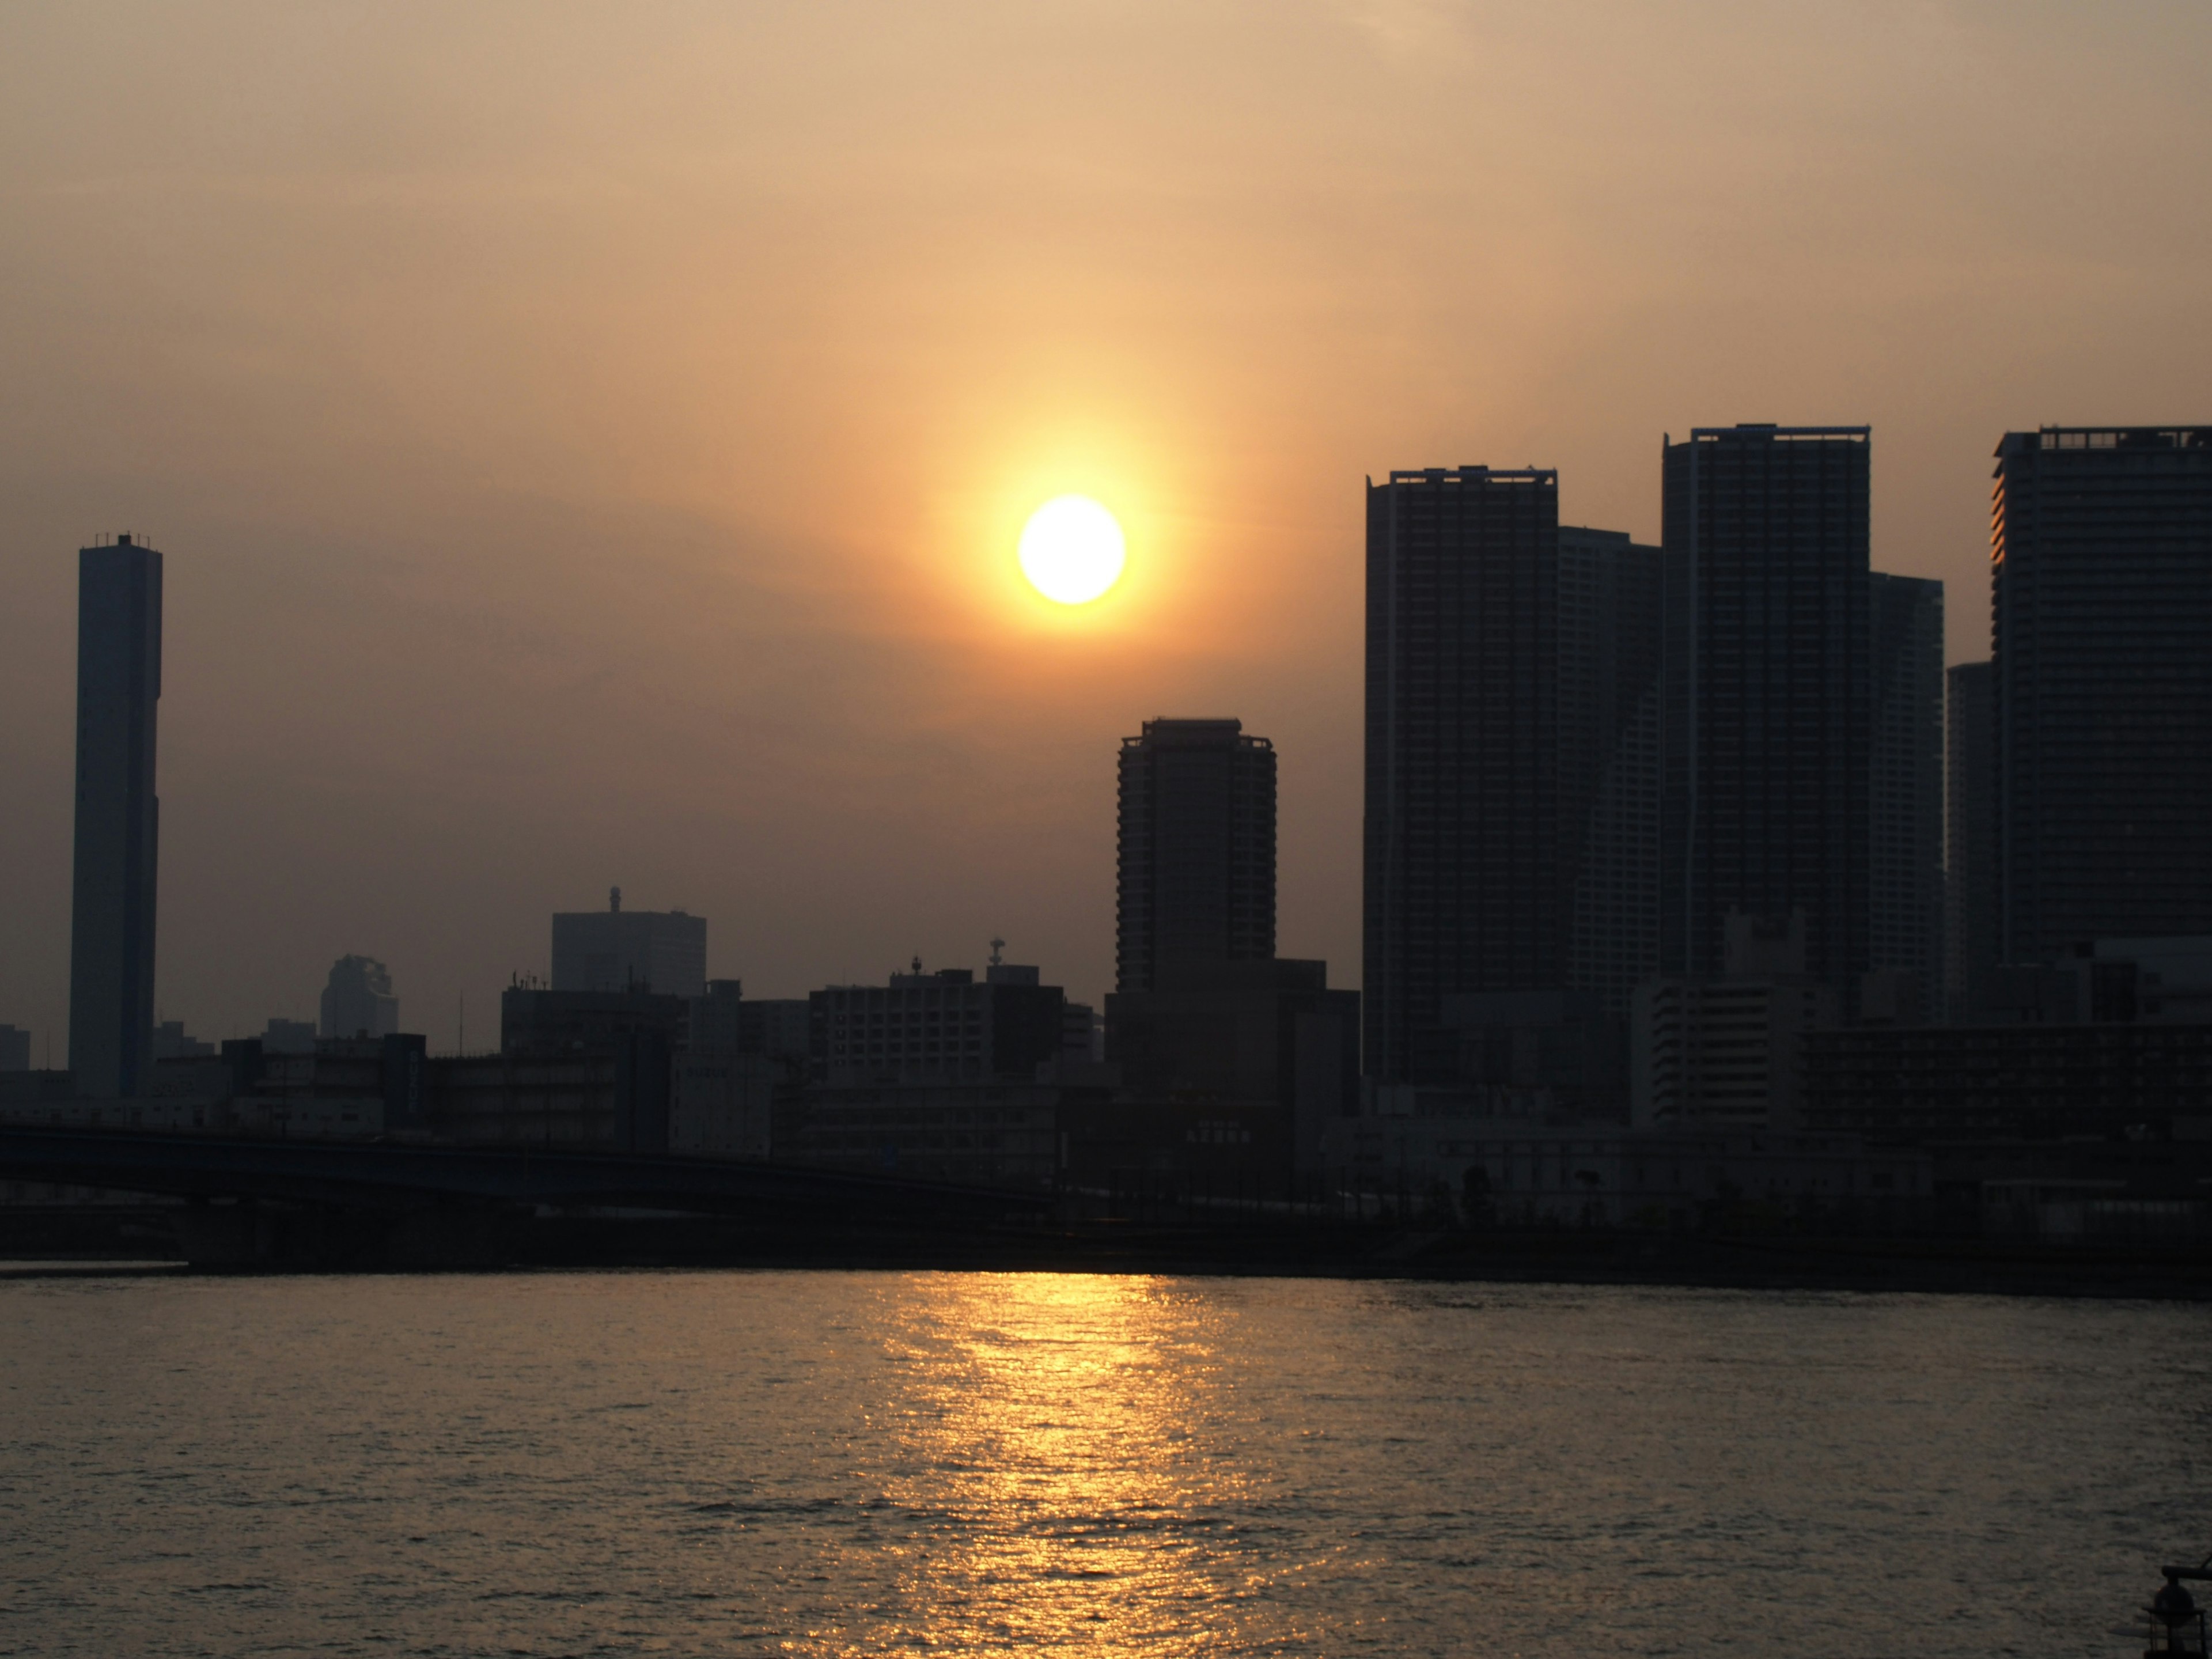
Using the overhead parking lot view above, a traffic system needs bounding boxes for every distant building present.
[809,963,1065,1089]
[1868,573,1945,1021]
[151,1021,214,1060]
[0,1025,29,1073]
[1631,910,1840,1131]
[1945,662,1999,1021]
[261,1017,317,1055]
[1116,719,1275,994]
[320,956,400,1040]
[673,980,772,1158]
[499,984,686,1154]
[551,888,707,999]
[1992,427,2212,957]
[1104,957,1360,1184]
[69,535,162,1099]
[1661,427,1873,1002]
[1362,468,1662,1095]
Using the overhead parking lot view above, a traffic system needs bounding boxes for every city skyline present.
[3,3,2209,1052]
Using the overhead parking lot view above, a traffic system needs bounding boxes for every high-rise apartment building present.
[1363,469,1662,1088]
[1365,468,1559,1083]
[1115,719,1275,993]
[1868,573,1945,1012]
[69,535,162,1099]
[1945,661,1998,1019]
[1560,525,1666,1017]
[552,888,708,1000]
[1660,426,1872,998]
[1992,427,2212,957]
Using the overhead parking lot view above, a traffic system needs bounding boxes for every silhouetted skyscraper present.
[1560,525,1665,1017]
[1869,572,1945,1012]
[68,535,161,1098]
[1660,426,1871,998]
[1115,719,1276,993]
[1945,660,1998,1020]
[1993,427,2212,957]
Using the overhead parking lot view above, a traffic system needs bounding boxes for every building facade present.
[69,536,162,1099]
[1115,719,1276,993]
[1946,661,1998,1020]
[552,889,708,999]
[1868,573,1945,1016]
[809,964,1066,1089]
[1660,426,1872,998]
[1364,467,1560,1084]
[1992,427,2212,958]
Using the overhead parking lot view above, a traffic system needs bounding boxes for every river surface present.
[2,1271,2208,1657]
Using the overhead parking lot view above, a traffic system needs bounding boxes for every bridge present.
[0,1126,1058,1268]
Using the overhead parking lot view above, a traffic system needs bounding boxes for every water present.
[2,1271,2207,1657]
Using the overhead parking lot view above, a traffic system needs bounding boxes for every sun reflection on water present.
[860,1272,1299,1651]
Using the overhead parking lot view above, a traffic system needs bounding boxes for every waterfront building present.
[551,888,707,1000]
[1660,426,1872,998]
[0,1025,30,1073]
[1945,662,1999,1020]
[1363,465,1661,1093]
[69,535,162,1099]
[1868,574,1945,1020]
[1992,427,2212,957]
[1115,719,1276,994]
[809,963,1065,1089]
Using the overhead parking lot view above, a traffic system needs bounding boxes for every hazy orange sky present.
[3,2,2209,1051]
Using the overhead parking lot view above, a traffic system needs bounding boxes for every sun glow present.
[1017,496,1125,604]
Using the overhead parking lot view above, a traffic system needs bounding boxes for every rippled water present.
[2,1271,2208,1657]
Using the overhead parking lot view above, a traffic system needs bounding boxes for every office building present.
[151,1021,214,1059]
[1363,467,1662,1089]
[1868,573,1945,1017]
[1946,662,1998,1020]
[809,962,1066,1089]
[551,888,708,999]
[68,535,162,1098]
[1992,427,2212,957]
[1660,425,1872,998]
[1116,719,1275,993]
[320,955,400,1040]
[0,1025,29,1073]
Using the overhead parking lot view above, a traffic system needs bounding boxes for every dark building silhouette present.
[1559,525,1666,1017]
[0,1024,29,1073]
[1993,427,2212,958]
[809,963,1065,1088]
[1363,467,1559,1084]
[1868,573,1945,1017]
[69,535,162,1099]
[1660,426,1872,999]
[1945,661,1998,1020]
[1115,719,1275,993]
[1362,468,1662,1093]
[552,888,708,999]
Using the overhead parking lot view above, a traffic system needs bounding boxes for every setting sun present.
[1017,495,1125,604]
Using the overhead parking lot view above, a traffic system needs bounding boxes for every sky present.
[2,1,2209,1055]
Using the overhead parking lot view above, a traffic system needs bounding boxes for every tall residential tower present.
[1991,427,2212,957]
[68,535,162,1099]
[1114,718,1277,993]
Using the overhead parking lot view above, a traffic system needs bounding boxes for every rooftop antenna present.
[911,955,923,975]
[988,936,1005,968]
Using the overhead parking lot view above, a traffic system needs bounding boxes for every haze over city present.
[3,2,2209,1047]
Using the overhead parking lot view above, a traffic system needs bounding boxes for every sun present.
[1018,495,1125,604]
